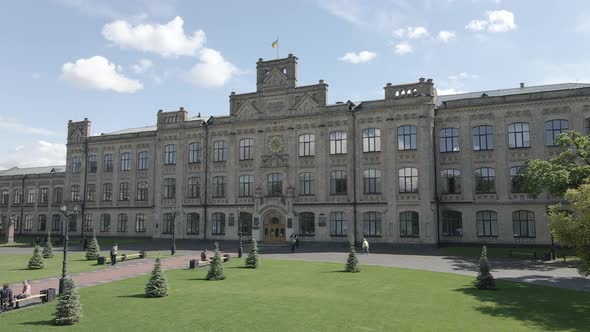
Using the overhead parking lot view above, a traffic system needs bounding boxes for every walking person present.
[110,243,118,265]
[362,238,369,255]
[295,234,299,249]
[290,235,296,253]
[0,284,14,312]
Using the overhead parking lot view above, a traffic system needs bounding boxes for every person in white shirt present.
[110,243,118,265]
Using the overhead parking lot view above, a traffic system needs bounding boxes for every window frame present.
[362,211,382,237]
[117,213,128,232]
[298,134,316,157]
[299,212,315,236]
[439,128,460,153]
[212,212,226,235]
[299,172,315,196]
[363,169,382,194]
[474,167,496,194]
[512,210,536,238]
[239,175,253,197]
[164,144,176,165]
[362,128,381,152]
[239,138,254,161]
[135,213,146,233]
[400,211,419,237]
[397,125,417,151]
[163,178,176,199]
[398,167,418,193]
[329,131,347,155]
[442,210,462,236]
[213,141,228,162]
[120,152,131,171]
[188,143,202,164]
[329,211,347,236]
[267,173,283,196]
[472,125,494,151]
[545,119,569,146]
[212,176,226,198]
[441,169,461,194]
[330,170,347,195]
[508,122,531,148]
[476,210,498,237]
[138,151,149,170]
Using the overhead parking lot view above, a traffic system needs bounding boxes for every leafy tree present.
[549,183,590,276]
[145,257,168,297]
[206,242,225,280]
[28,245,45,269]
[54,278,82,325]
[245,239,259,269]
[474,245,495,290]
[42,236,54,258]
[345,242,360,272]
[85,235,100,260]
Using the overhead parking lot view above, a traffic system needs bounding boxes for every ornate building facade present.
[2,54,590,246]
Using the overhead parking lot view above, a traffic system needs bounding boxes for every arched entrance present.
[262,210,286,243]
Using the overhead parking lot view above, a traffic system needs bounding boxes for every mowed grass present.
[1,258,589,332]
[442,246,577,260]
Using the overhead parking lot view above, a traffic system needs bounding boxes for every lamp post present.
[59,201,79,294]
[170,208,181,255]
[237,210,243,258]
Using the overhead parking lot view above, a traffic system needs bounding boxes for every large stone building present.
[2,54,590,246]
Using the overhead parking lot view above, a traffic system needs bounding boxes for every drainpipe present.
[19,175,26,235]
[203,121,209,241]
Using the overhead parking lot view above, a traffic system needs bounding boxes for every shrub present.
[85,236,100,260]
[54,278,82,325]
[42,237,54,258]
[245,239,259,269]
[345,242,360,273]
[206,243,225,280]
[475,245,496,290]
[28,245,45,269]
[145,257,168,298]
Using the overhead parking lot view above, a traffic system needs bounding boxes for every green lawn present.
[1,259,588,331]
[442,246,577,260]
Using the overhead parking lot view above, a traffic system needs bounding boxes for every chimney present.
[520,82,525,88]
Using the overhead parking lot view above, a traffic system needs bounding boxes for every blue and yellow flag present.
[272,39,278,48]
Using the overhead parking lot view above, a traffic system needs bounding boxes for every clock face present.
[269,136,283,153]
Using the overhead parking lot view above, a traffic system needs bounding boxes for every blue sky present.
[1,0,589,169]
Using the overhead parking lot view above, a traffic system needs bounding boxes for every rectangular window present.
[137,182,148,201]
[26,188,35,204]
[102,183,112,201]
[213,176,226,198]
[213,141,227,162]
[163,178,176,199]
[508,122,530,148]
[53,187,63,204]
[362,128,381,152]
[103,154,113,172]
[397,125,417,150]
[39,188,49,205]
[1,190,9,205]
[475,168,496,194]
[440,128,460,152]
[513,210,536,238]
[117,214,128,232]
[363,169,381,194]
[138,151,149,170]
[442,211,462,236]
[441,169,461,194]
[38,215,47,232]
[164,144,176,165]
[187,177,200,198]
[330,211,347,236]
[51,215,61,232]
[135,214,146,232]
[86,184,96,202]
[13,189,22,205]
[186,213,199,235]
[299,212,315,236]
[267,173,283,196]
[72,156,81,174]
[119,182,129,201]
[24,215,33,231]
[83,214,93,232]
[188,143,202,163]
[472,125,494,151]
[545,119,569,146]
[476,211,498,237]
[212,213,225,235]
[299,172,315,196]
[329,131,347,155]
[363,212,382,237]
[298,134,315,157]
[100,214,111,232]
[239,139,254,161]
[120,152,131,171]
[510,166,524,193]
[239,175,253,197]
[88,155,97,173]
[330,171,347,195]
[398,168,418,193]
[400,211,419,237]
[71,185,80,201]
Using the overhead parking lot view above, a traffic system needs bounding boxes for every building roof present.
[102,126,157,136]
[436,83,590,106]
[0,165,66,177]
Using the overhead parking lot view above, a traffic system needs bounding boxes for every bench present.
[98,251,145,265]
[13,293,46,309]
[509,250,537,259]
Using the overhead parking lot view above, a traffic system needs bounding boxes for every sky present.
[1,0,589,169]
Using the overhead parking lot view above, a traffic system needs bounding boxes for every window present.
[398,168,418,193]
[103,154,113,172]
[71,185,80,201]
[164,144,176,165]
[441,169,461,194]
[24,215,32,231]
[545,119,569,146]
[163,178,176,199]
[329,131,347,155]
[586,118,590,135]
[188,143,202,163]
[137,182,148,201]
[362,128,381,152]
[53,187,63,204]
[39,188,49,205]
[299,212,315,236]
[26,188,35,204]
[117,214,128,232]
[508,122,530,148]
[186,213,199,234]
[120,152,131,171]
[398,125,417,150]
[212,176,226,198]
[213,141,227,162]
[163,213,174,234]
[187,177,200,198]
[476,211,498,237]
[13,215,21,232]
[68,215,77,232]
[299,172,315,196]
[440,128,460,152]
[267,173,283,196]
[298,134,315,156]
[363,211,382,237]
[474,167,496,194]
[363,169,382,194]
[239,175,253,197]
[72,156,81,174]
[513,210,536,238]
[100,214,111,232]
[83,214,93,232]
[138,151,149,170]
[37,215,47,232]
[330,211,347,236]
[135,214,145,232]
[400,211,419,237]
[212,212,225,235]
[88,155,97,173]
[472,125,494,150]
[51,214,61,232]
[119,182,129,201]
[86,184,96,201]
[330,171,347,195]
[238,212,253,235]
[1,190,8,205]
[442,210,462,236]
[239,139,254,160]
[102,183,112,201]
[510,166,524,193]
[13,189,21,205]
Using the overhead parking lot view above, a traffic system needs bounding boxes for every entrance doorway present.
[263,215,286,243]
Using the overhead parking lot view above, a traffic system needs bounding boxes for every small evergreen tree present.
[42,236,54,258]
[475,245,496,290]
[206,243,225,280]
[244,239,259,269]
[28,245,45,269]
[145,257,168,298]
[345,242,360,273]
[85,235,100,260]
[54,278,82,325]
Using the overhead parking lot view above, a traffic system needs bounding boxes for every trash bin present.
[189,259,197,269]
[41,288,56,303]
[97,256,106,265]
[543,252,552,261]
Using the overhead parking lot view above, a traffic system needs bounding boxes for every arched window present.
[329,211,347,236]
[103,154,113,172]
[120,152,131,171]
[363,211,382,237]
[508,122,530,148]
[441,169,461,194]
[363,169,381,194]
[298,134,315,156]
[474,167,495,193]
[164,144,176,165]
[398,167,418,193]
[117,214,128,232]
[472,125,494,150]
[212,176,226,197]
[213,141,227,162]
[163,178,176,199]
[476,211,497,237]
[513,210,535,238]
[545,119,569,146]
[329,131,347,155]
[299,212,315,236]
[119,182,129,201]
[442,210,462,236]
[400,211,419,237]
[136,182,148,201]
[362,128,381,152]
[100,214,111,232]
[188,143,202,163]
[186,213,200,235]
[267,173,283,196]
[239,138,254,161]
[440,128,460,152]
[299,172,315,196]
[187,177,200,198]
[212,212,225,235]
[397,125,417,150]
[138,151,149,170]
[330,170,347,195]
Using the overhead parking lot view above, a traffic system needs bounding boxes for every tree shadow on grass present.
[226,266,253,269]
[454,282,590,331]
[20,319,54,327]
[116,293,147,299]
[320,270,348,273]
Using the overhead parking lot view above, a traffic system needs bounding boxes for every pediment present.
[236,101,260,120]
[293,94,320,115]
[263,67,289,88]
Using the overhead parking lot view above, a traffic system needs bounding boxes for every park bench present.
[509,250,537,259]
[13,293,46,309]
[98,251,146,265]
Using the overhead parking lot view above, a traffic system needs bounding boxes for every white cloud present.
[131,59,153,74]
[102,16,206,57]
[436,88,466,95]
[61,56,143,93]
[318,0,407,32]
[437,30,456,42]
[448,72,478,80]
[466,10,516,33]
[338,51,377,64]
[394,42,413,55]
[188,48,238,87]
[0,141,66,169]
[0,116,60,136]
[393,26,429,39]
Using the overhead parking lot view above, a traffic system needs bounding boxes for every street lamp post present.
[170,208,181,256]
[238,211,243,258]
[59,202,79,295]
